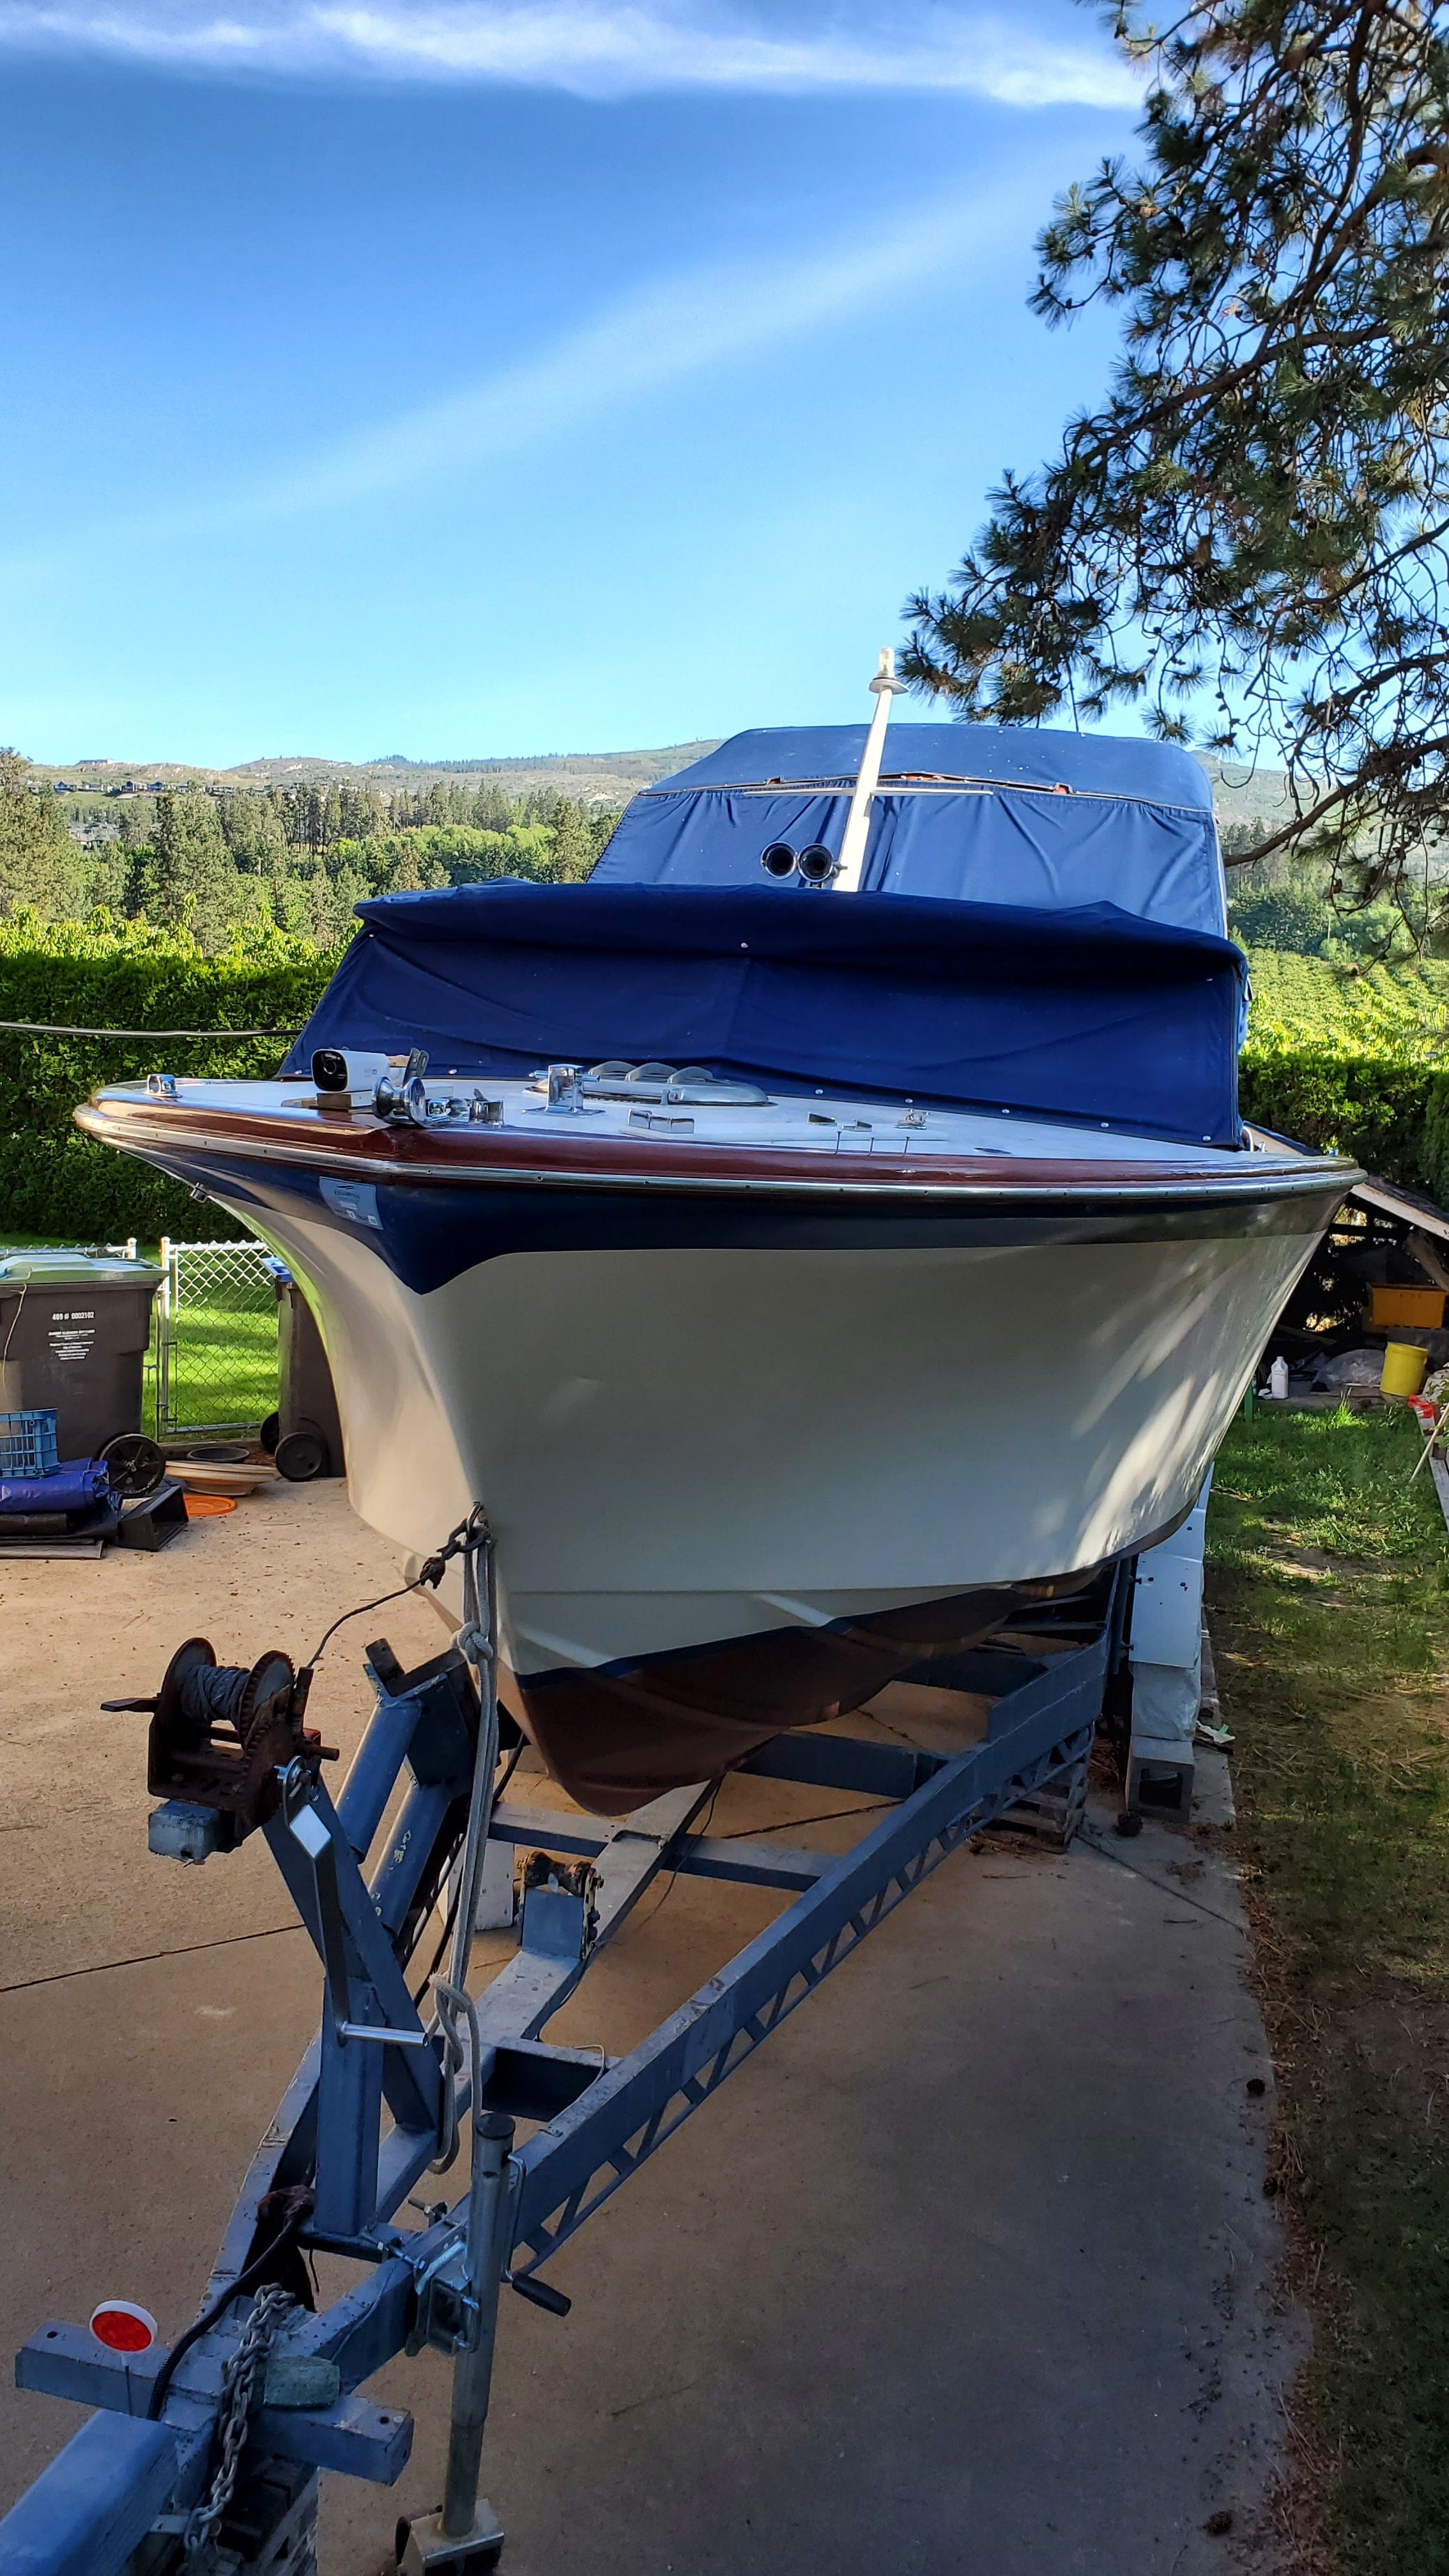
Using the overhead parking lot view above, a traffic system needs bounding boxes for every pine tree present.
[116,793,157,853]
[337,782,386,841]
[142,788,244,947]
[549,798,596,884]
[903,1,1449,928]
[471,782,513,831]
[218,789,289,873]
[0,749,84,917]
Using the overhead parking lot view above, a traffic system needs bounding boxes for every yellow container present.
[1381,1340,1429,1398]
[1368,1285,1446,1330]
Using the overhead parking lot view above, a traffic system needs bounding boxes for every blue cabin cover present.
[289,725,1245,1147]
[593,723,1227,939]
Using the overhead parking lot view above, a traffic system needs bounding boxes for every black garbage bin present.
[0,1248,163,1459]
[263,1269,345,1481]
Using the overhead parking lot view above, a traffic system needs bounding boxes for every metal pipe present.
[442,2107,515,2539]
[447,1521,501,1994]
[832,647,908,894]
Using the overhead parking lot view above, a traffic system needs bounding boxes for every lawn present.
[160,1297,280,1434]
[1208,1405,1449,2570]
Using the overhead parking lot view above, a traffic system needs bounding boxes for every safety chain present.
[182,2283,297,2563]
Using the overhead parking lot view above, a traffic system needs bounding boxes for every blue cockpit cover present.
[592,723,1227,938]
[287,879,1246,1146]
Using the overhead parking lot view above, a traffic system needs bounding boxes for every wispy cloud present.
[0,0,1140,105]
[2,183,1036,572]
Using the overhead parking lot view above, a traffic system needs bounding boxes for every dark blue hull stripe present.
[130,1146,1330,1300]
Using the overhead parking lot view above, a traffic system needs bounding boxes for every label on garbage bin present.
[47,1308,95,1363]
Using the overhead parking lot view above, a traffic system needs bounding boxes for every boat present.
[75,663,1354,1814]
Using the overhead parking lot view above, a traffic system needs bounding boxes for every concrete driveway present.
[0,1482,1299,2574]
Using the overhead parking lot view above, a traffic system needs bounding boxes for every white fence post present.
[155,1236,173,1439]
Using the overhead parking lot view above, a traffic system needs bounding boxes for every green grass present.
[162,1301,279,1432]
[1208,1406,1449,2568]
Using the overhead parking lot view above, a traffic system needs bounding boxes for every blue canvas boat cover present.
[289,878,1246,1146]
[592,723,1227,939]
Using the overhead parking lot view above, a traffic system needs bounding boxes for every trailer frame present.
[1,1567,1129,2576]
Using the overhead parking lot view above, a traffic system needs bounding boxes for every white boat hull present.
[238,1197,1323,1807]
[275,1216,1307,1613]
[77,1077,1349,1812]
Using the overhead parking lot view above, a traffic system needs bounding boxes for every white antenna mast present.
[832,647,908,893]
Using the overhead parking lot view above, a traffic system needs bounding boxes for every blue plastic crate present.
[0,1410,59,1477]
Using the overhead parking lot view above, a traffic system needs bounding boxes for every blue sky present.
[0,3,1140,763]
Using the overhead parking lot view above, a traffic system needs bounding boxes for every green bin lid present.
[0,1248,164,1287]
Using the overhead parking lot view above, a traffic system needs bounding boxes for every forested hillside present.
[0,751,617,949]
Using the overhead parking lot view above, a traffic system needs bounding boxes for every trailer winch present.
[103,1637,340,1859]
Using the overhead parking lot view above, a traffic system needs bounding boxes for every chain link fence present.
[154,1237,282,1440]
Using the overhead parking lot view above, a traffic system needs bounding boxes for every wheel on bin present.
[98,1432,166,1499]
[275,1421,328,1482]
[259,1410,280,1456]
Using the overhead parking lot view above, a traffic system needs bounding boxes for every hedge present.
[0,915,341,1242]
[1422,1073,1449,1208]
[1237,1049,1440,1191]
[0,1135,233,1243]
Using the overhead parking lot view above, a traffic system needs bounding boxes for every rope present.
[0,1280,26,1372]
[178,1663,252,1729]
[302,1503,493,1671]
[0,1018,300,1039]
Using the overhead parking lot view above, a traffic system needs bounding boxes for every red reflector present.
[89,2300,157,2353]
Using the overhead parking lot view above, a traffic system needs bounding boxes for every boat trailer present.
[0,1521,1131,2575]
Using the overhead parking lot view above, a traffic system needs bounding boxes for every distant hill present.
[27,733,1295,829]
[27,742,723,809]
[227,740,724,804]
[1199,754,1297,838]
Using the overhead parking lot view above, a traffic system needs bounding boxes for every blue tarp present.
[288,880,1245,1146]
[0,1459,109,1515]
[592,724,1227,938]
